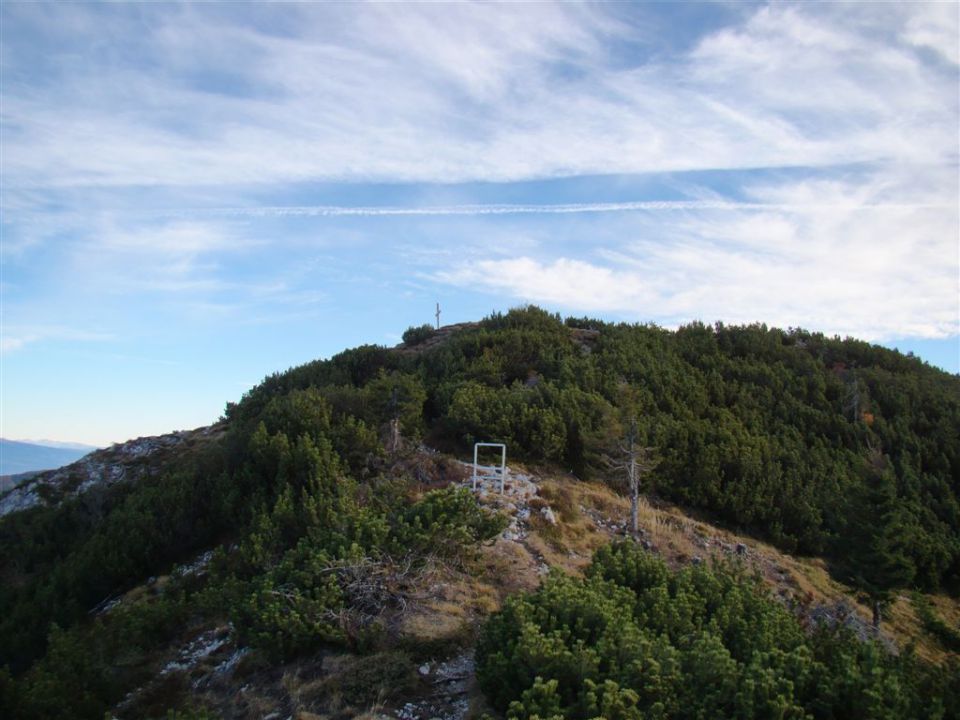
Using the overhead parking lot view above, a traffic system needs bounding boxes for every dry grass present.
[478,536,542,597]
[886,594,940,662]
[397,610,465,646]
[519,471,958,665]
[537,481,580,521]
[576,481,623,516]
[293,712,328,720]
[541,478,700,565]
[787,556,839,605]
[232,690,281,720]
[389,551,508,651]
[124,459,956,720]
[285,651,415,717]
[930,594,960,627]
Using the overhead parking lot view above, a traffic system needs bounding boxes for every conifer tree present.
[850,448,916,628]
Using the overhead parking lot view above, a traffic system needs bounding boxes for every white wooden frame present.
[472,442,507,493]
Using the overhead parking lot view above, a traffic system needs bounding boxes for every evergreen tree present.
[849,448,916,628]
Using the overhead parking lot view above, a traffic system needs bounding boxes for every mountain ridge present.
[0,425,226,517]
[0,438,95,477]
[7,438,101,451]
[2,307,958,719]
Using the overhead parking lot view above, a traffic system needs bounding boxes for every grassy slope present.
[107,452,958,719]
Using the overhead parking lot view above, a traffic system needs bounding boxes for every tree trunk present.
[631,491,639,535]
[872,599,882,630]
[388,417,400,455]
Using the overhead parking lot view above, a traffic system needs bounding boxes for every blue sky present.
[2,2,958,447]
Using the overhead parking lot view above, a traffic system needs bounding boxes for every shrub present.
[477,542,949,719]
[402,324,437,345]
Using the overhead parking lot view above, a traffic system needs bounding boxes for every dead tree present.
[387,386,402,456]
[607,419,658,535]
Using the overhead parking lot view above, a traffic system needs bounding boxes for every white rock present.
[0,485,42,517]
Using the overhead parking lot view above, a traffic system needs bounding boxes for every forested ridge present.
[1,306,957,718]
[236,307,960,590]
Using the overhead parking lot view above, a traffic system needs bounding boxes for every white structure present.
[472,442,507,493]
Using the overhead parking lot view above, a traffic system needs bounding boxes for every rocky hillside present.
[0,424,226,517]
[2,307,957,719]
[39,448,959,719]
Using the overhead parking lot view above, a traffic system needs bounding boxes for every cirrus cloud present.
[1,2,955,188]
[434,168,958,342]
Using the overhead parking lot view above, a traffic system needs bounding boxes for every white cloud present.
[902,2,959,64]
[1,336,34,354]
[0,326,112,355]
[1,2,956,344]
[1,3,955,187]
[439,257,653,312]
[99,221,240,257]
[68,220,248,295]
[434,169,959,341]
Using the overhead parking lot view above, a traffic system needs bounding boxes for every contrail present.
[196,200,947,218]
[208,201,753,217]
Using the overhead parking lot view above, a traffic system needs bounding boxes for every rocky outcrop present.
[0,423,226,518]
[393,322,480,355]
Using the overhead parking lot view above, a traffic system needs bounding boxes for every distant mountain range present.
[14,438,97,451]
[0,438,98,478]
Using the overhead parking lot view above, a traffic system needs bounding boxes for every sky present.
[1,1,958,447]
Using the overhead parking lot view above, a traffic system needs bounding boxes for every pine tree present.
[850,448,916,628]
